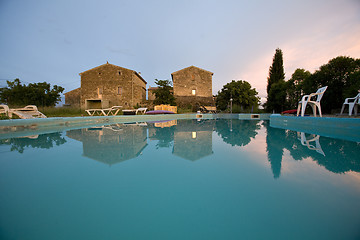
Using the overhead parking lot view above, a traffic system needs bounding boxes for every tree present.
[267,81,287,112]
[266,48,285,112]
[285,68,311,108]
[302,56,360,113]
[153,79,176,105]
[0,79,64,107]
[216,80,260,111]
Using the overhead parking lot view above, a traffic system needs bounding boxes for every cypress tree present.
[267,48,285,94]
[266,48,286,112]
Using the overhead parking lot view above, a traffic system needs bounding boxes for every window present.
[118,71,121,76]
[192,132,197,139]
[117,87,122,95]
[192,89,196,95]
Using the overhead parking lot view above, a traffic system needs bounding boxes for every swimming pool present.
[1,119,359,240]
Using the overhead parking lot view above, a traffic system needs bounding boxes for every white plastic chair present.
[297,86,328,117]
[340,93,360,116]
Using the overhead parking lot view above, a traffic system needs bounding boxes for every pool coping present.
[0,113,271,139]
[270,114,360,142]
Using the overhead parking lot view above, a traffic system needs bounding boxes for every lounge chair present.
[297,86,328,117]
[199,105,217,113]
[122,108,147,115]
[0,105,47,119]
[0,105,10,116]
[86,106,122,116]
[340,93,360,116]
[136,108,147,114]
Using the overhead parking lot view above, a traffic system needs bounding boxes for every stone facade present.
[171,66,214,106]
[147,86,158,101]
[65,62,146,109]
[64,87,81,108]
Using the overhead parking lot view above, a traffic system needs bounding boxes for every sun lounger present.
[199,105,217,113]
[0,105,10,116]
[1,105,47,119]
[85,106,122,116]
[122,108,147,115]
[136,108,147,114]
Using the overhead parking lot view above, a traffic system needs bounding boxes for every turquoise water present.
[0,119,360,240]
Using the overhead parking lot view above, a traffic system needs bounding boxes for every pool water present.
[0,119,360,240]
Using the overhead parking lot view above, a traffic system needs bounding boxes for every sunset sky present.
[0,0,359,104]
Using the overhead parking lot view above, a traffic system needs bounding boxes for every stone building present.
[171,66,214,106]
[147,86,158,101]
[64,88,81,108]
[65,62,147,109]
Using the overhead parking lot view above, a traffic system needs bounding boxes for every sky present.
[0,0,360,105]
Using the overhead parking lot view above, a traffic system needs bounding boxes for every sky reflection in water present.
[0,119,360,240]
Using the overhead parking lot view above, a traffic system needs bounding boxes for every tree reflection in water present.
[0,132,66,153]
[263,121,360,178]
[215,119,260,147]
[148,122,175,149]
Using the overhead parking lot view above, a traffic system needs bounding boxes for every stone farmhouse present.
[65,62,147,109]
[171,66,214,106]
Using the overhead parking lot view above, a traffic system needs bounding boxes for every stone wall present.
[64,87,81,108]
[175,96,215,108]
[147,87,158,101]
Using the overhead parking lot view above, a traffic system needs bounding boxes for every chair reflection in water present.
[297,132,325,156]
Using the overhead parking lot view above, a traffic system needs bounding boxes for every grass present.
[177,107,194,114]
[0,114,10,120]
[40,107,85,117]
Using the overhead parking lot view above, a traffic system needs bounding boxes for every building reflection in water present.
[172,119,215,161]
[66,123,148,166]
